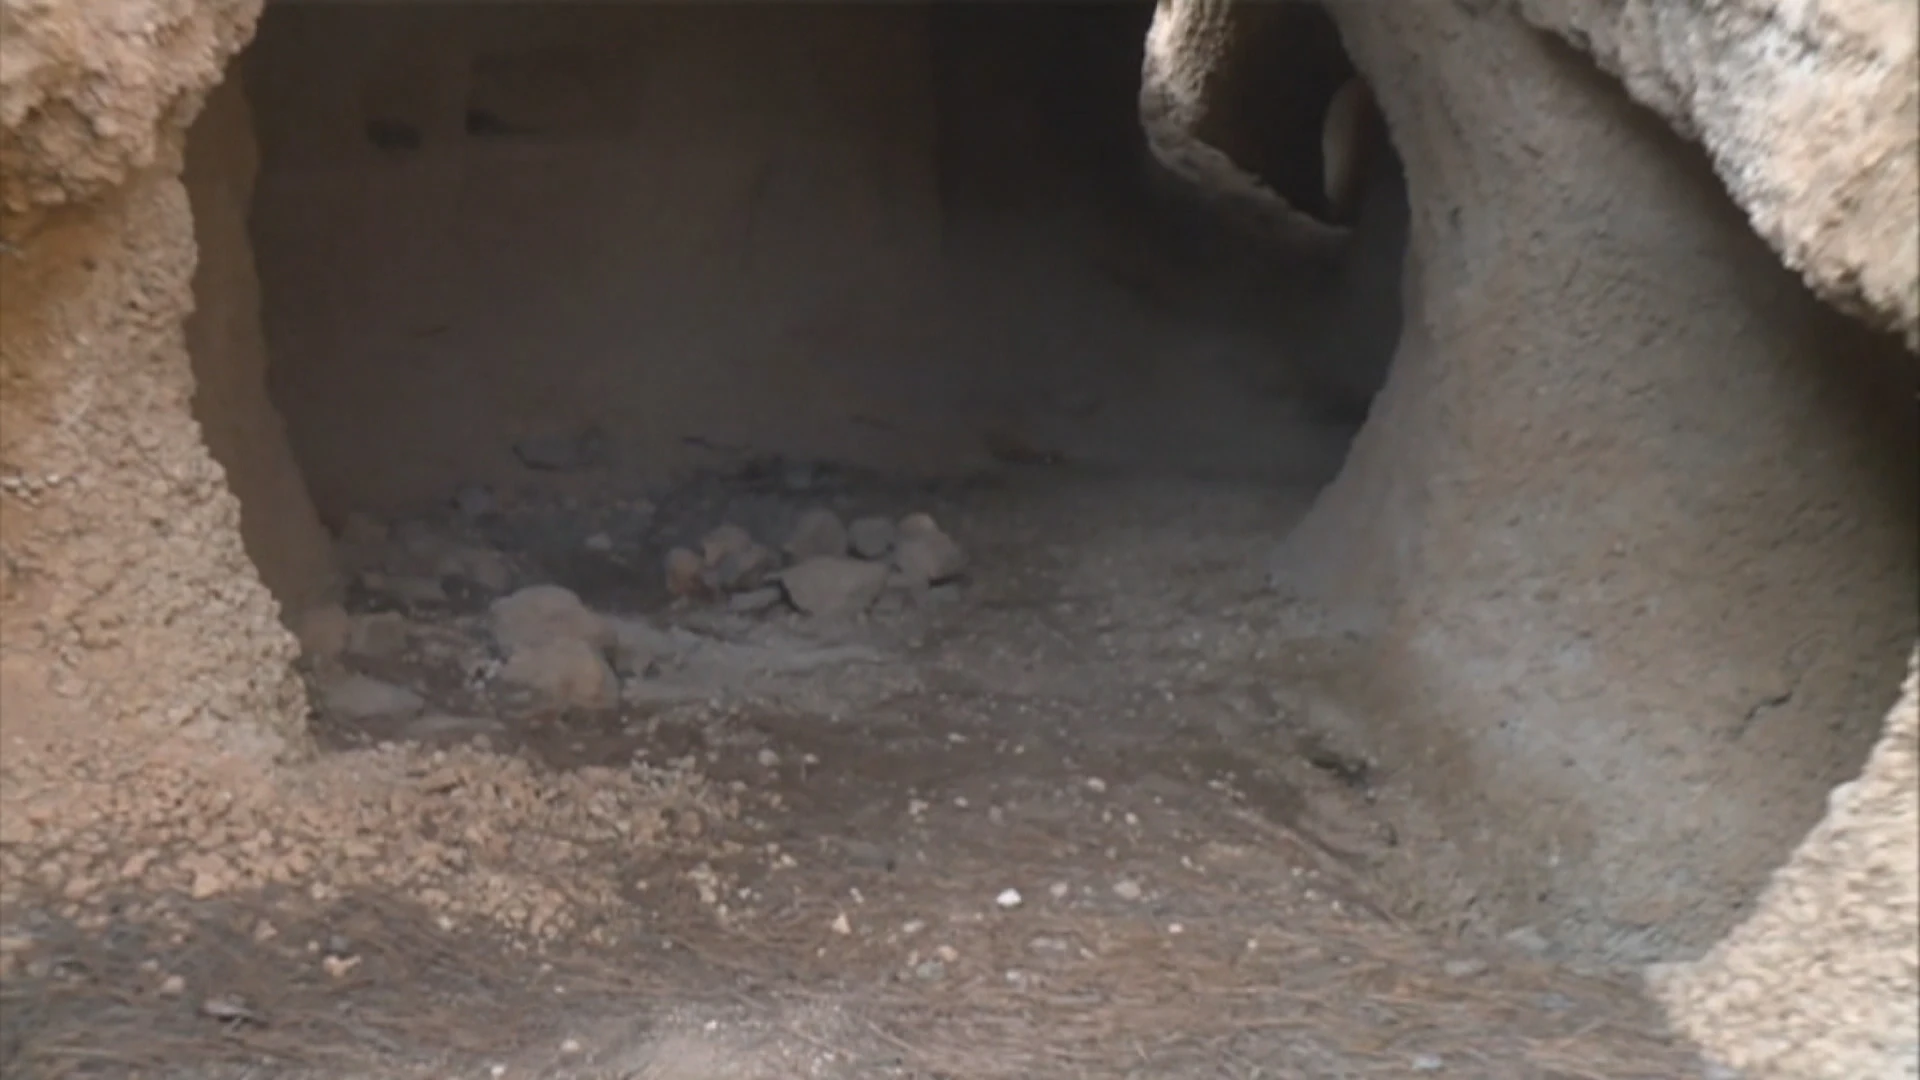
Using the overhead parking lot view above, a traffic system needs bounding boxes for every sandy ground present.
[0,453,1732,1079]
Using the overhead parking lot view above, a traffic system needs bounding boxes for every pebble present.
[848,516,897,559]
[317,673,426,722]
[490,585,613,653]
[891,513,967,585]
[499,640,620,710]
[293,603,350,659]
[1442,957,1488,979]
[1503,926,1551,955]
[583,532,614,552]
[664,548,706,599]
[785,508,849,561]
[995,888,1023,909]
[1111,879,1143,901]
[728,585,784,614]
[780,556,889,618]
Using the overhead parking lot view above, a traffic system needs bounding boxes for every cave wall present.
[242,5,960,522]
[182,74,337,622]
[1144,0,1917,1072]
[0,0,307,759]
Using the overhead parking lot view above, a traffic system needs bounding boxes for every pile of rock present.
[665,508,967,619]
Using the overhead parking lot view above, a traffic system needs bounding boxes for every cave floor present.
[0,465,1719,1078]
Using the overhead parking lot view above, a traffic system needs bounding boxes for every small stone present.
[935,945,958,963]
[439,547,513,594]
[785,508,848,561]
[318,673,426,722]
[728,586,784,615]
[346,612,409,658]
[708,543,776,593]
[583,532,614,552]
[1411,1054,1445,1072]
[490,585,613,653]
[913,960,945,981]
[995,889,1023,909]
[700,525,757,566]
[158,974,187,997]
[499,640,620,710]
[830,913,852,936]
[664,548,706,599]
[560,1038,583,1055]
[780,557,889,618]
[293,604,350,660]
[358,571,447,605]
[1503,926,1551,955]
[1442,958,1488,978]
[891,513,966,585]
[1084,777,1107,793]
[1111,879,1143,902]
[322,954,361,978]
[757,748,781,768]
[848,516,897,559]
[1048,882,1070,900]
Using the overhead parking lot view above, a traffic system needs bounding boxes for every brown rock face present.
[1,0,1914,1073]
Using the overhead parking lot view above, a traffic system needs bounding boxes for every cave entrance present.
[195,0,1405,616]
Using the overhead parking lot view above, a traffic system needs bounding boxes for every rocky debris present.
[512,427,607,472]
[785,508,849,562]
[697,524,777,594]
[437,547,513,595]
[729,586,785,615]
[780,556,890,618]
[317,673,426,722]
[490,585,614,654]
[608,616,683,677]
[498,639,620,710]
[848,516,897,560]
[345,612,410,658]
[892,513,967,586]
[293,604,350,660]
[664,547,707,599]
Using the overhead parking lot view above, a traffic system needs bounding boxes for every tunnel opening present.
[169,0,1913,1000]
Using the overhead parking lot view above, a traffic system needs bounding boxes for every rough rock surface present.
[1650,650,1920,1079]
[1515,0,1920,350]
[489,585,613,655]
[0,0,264,227]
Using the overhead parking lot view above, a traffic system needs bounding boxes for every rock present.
[318,673,426,722]
[345,612,409,658]
[357,571,448,606]
[498,639,620,710]
[583,532,614,553]
[892,513,967,585]
[512,427,606,472]
[664,547,706,599]
[402,713,504,740]
[608,616,681,676]
[700,524,757,566]
[708,543,776,593]
[848,516,896,560]
[1111,879,1144,902]
[780,557,889,618]
[489,585,613,653]
[438,547,513,594]
[293,604,350,660]
[785,508,848,562]
[728,586,785,615]
[1503,926,1551,955]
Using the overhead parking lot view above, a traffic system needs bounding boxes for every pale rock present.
[785,508,849,561]
[490,585,613,653]
[499,639,620,709]
[318,673,426,722]
[892,513,967,585]
[780,557,890,618]
[848,516,897,560]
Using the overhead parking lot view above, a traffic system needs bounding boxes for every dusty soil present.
[0,460,1729,1079]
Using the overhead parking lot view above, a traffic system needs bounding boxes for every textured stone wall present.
[0,0,307,758]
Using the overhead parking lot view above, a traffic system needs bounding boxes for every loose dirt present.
[1,463,1728,1079]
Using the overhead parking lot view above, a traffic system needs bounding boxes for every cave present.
[1,0,1916,1075]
